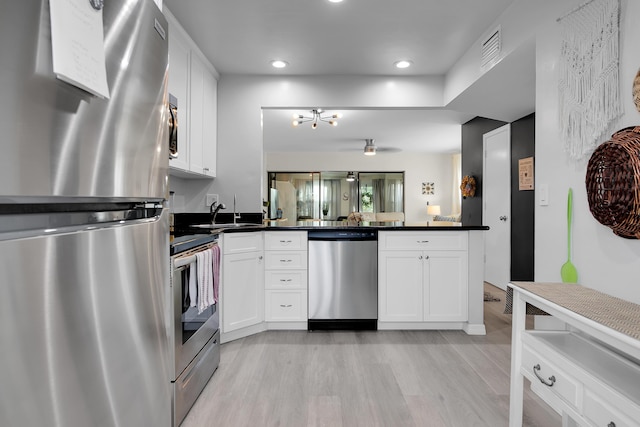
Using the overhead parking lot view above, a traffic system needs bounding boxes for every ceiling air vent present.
[481,26,501,70]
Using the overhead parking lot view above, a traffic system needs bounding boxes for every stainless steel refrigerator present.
[0,1,172,426]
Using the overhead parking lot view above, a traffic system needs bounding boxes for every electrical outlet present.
[205,194,218,206]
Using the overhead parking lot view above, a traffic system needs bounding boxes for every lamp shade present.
[427,205,441,216]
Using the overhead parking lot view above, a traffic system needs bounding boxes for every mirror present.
[267,171,404,224]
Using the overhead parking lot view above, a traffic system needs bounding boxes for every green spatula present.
[560,188,578,283]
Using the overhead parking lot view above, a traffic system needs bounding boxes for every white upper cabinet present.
[165,9,218,179]
[167,23,190,172]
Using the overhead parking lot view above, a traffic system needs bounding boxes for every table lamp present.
[427,204,441,224]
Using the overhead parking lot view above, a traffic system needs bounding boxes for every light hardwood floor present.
[182,284,560,426]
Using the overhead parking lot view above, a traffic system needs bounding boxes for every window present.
[267,171,404,222]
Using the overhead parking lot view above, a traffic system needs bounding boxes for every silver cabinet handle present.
[280,259,292,263]
[417,240,429,243]
[499,215,508,221]
[418,255,423,260]
[279,240,292,244]
[279,304,292,308]
[203,167,209,172]
[279,279,293,282]
[533,364,555,387]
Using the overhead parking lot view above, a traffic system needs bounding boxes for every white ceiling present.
[262,108,474,154]
[163,0,530,154]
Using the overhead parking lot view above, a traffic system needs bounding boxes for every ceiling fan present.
[342,138,401,155]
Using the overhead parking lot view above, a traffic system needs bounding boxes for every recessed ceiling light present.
[394,60,413,69]
[327,0,344,3]
[270,60,288,69]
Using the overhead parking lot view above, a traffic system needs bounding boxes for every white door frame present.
[483,124,511,290]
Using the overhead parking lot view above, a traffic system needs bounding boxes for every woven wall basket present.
[586,126,640,239]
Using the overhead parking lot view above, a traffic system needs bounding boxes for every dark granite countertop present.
[172,213,488,236]
[201,221,488,233]
[261,221,488,231]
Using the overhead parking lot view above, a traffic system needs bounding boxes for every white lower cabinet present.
[264,231,308,327]
[221,233,264,339]
[378,231,468,326]
[378,251,423,322]
[265,290,308,322]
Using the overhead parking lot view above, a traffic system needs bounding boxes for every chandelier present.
[292,109,342,129]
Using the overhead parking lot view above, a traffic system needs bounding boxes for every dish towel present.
[212,245,221,303]
[188,261,197,308]
[196,249,215,313]
[195,251,206,313]
[205,248,215,308]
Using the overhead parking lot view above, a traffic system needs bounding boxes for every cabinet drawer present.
[265,270,308,290]
[223,232,263,254]
[379,231,467,251]
[264,231,307,250]
[265,290,307,321]
[584,389,638,427]
[521,344,580,407]
[265,251,307,270]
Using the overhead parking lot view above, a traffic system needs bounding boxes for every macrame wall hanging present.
[558,0,622,161]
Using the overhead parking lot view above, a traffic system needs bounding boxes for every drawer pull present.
[417,240,429,243]
[533,364,556,387]
[280,304,293,308]
[280,259,292,263]
[279,240,292,244]
[280,279,293,282]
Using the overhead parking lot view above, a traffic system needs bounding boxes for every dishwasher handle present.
[308,230,377,241]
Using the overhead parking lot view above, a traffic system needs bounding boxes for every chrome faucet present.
[210,201,226,224]
[233,193,241,224]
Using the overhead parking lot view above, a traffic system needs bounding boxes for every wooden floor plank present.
[181,284,561,426]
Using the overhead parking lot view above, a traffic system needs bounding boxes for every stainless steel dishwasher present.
[308,229,377,330]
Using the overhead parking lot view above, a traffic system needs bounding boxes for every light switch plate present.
[539,184,549,206]
[205,194,218,206]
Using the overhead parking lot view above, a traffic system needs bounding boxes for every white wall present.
[266,151,455,223]
[170,75,447,213]
[444,0,561,105]
[535,0,640,303]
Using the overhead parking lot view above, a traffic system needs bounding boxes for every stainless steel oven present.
[170,234,221,426]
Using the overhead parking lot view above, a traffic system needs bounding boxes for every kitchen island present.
[174,218,488,342]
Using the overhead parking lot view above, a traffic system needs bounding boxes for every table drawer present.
[265,251,307,270]
[521,344,580,407]
[379,231,467,251]
[584,389,637,427]
[265,290,307,321]
[265,270,308,290]
[264,231,307,250]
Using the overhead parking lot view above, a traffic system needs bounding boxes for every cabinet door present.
[201,70,217,177]
[378,251,423,322]
[222,250,264,333]
[188,53,217,177]
[424,251,468,321]
[167,28,190,171]
[188,53,205,175]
